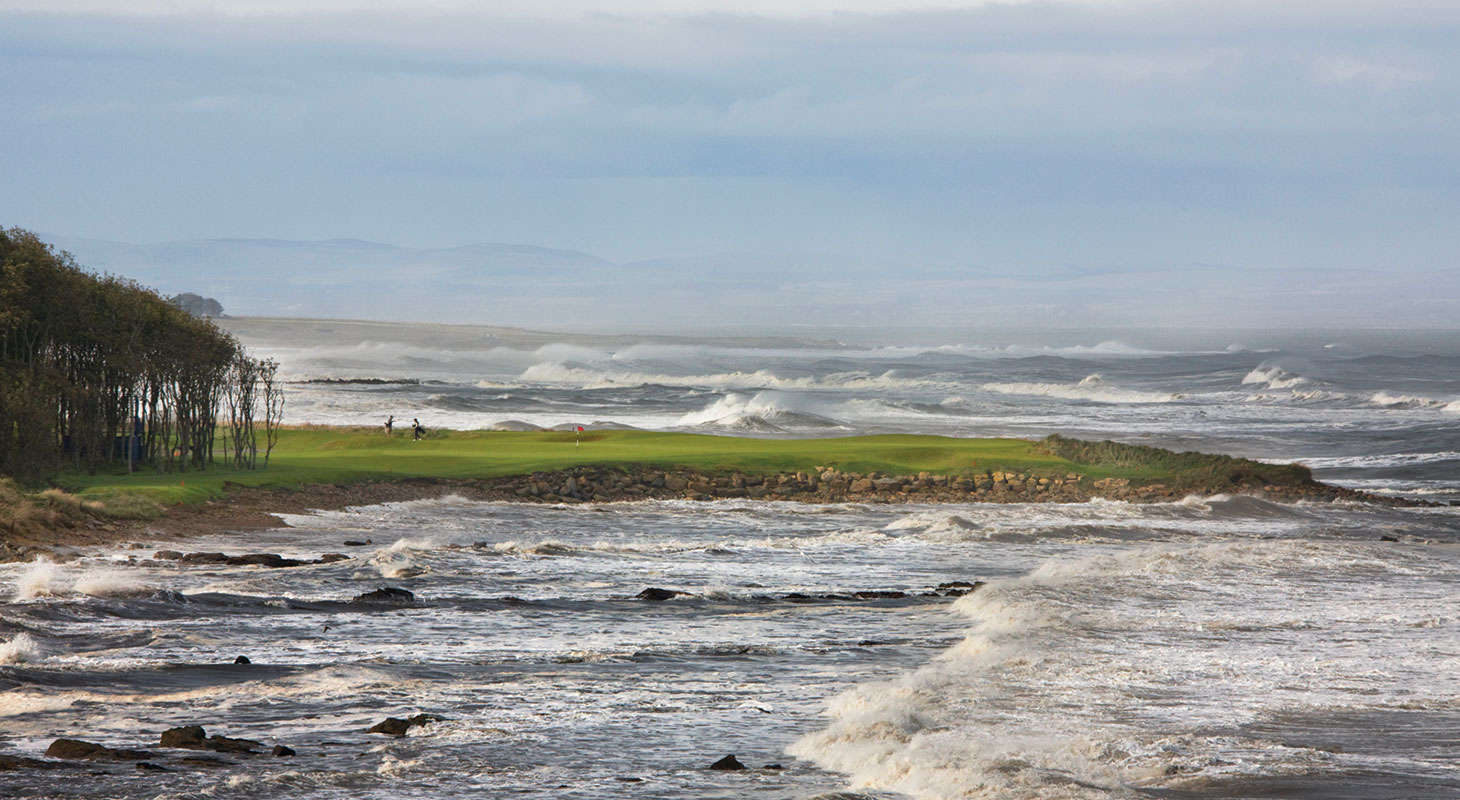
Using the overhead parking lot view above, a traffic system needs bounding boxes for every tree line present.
[0,227,282,483]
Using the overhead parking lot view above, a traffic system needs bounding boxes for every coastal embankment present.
[0,430,1397,560]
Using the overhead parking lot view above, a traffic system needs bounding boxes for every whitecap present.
[0,632,41,664]
[73,571,149,598]
[982,374,1177,404]
[14,559,64,600]
[1241,364,1307,390]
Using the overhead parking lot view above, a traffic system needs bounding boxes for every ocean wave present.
[794,538,1456,798]
[73,571,150,598]
[872,339,1182,359]
[676,391,849,431]
[981,374,1178,404]
[1280,451,1460,470]
[6,561,151,601]
[480,538,727,557]
[1369,391,1460,412]
[517,361,946,392]
[13,559,64,599]
[0,632,40,664]
[1241,364,1308,390]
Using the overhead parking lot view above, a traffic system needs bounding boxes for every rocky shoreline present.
[1,463,1404,561]
[139,463,1386,539]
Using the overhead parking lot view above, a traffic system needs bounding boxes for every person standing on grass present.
[385,415,394,436]
[413,418,423,440]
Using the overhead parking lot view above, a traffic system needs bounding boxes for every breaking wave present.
[515,362,945,392]
[677,392,849,432]
[0,632,41,664]
[1370,391,1460,412]
[981,374,1177,404]
[1241,364,1308,390]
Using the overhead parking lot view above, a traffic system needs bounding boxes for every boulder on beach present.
[635,587,688,601]
[45,739,154,761]
[158,725,262,754]
[159,726,207,749]
[0,754,66,771]
[709,754,746,770]
[368,713,445,737]
[352,586,415,604]
[224,553,305,568]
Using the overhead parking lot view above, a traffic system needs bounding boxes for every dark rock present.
[1379,535,1400,542]
[635,587,688,602]
[159,726,208,749]
[271,745,296,757]
[205,735,261,754]
[135,761,169,772]
[368,713,444,737]
[852,590,907,600]
[153,550,183,560]
[233,655,251,665]
[225,553,305,568]
[709,754,746,770]
[936,580,985,596]
[0,754,65,770]
[369,718,412,736]
[180,755,231,767]
[342,540,372,547]
[179,552,229,564]
[317,553,350,563]
[45,739,154,761]
[352,587,415,604]
[763,763,784,770]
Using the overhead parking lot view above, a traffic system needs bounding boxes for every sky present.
[2,0,1458,327]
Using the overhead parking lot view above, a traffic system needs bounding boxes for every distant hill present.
[44,235,1459,330]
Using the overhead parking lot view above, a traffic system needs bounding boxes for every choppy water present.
[3,325,1458,799]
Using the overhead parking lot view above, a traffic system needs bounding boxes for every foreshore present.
[81,462,1376,555]
[6,429,1412,561]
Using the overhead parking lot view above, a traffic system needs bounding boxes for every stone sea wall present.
[479,464,1366,506]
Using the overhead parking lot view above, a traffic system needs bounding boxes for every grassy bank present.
[54,428,1313,507]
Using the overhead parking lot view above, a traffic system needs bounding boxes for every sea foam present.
[981,374,1177,404]
[14,559,64,600]
[0,632,40,664]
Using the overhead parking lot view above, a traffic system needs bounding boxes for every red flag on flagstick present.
[577,426,584,432]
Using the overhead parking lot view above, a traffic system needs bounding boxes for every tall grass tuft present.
[1033,434,1315,489]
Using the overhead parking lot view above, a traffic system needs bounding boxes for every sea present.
[2,323,1458,799]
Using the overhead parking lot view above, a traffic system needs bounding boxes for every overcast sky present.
[2,0,1457,323]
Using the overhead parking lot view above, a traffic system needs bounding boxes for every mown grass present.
[56,428,1071,504]
[52,428,1311,506]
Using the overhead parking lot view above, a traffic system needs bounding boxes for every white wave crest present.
[14,559,64,600]
[982,374,1177,404]
[1241,364,1307,390]
[73,571,148,598]
[516,361,944,392]
[676,391,847,431]
[793,538,1450,799]
[386,537,438,553]
[0,632,41,664]
[1370,391,1460,412]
